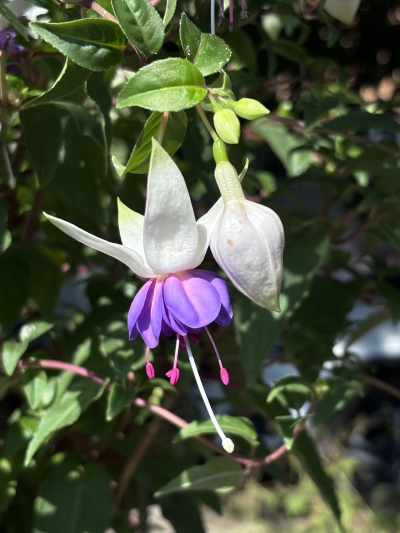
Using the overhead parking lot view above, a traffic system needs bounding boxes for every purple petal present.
[136,279,163,348]
[128,279,153,338]
[190,269,233,326]
[163,273,221,329]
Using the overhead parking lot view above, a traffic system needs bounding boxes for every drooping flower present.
[45,139,234,453]
[196,140,284,311]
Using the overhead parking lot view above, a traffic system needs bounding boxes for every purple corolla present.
[44,139,234,453]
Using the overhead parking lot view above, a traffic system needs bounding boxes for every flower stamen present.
[145,347,155,379]
[205,326,229,385]
[184,334,234,453]
[166,336,180,385]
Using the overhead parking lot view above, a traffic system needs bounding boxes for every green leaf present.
[0,458,16,513]
[125,111,187,174]
[111,0,164,57]
[30,19,127,71]
[299,91,339,129]
[87,72,113,147]
[251,119,312,177]
[19,321,54,343]
[163,0,177,27]
[155,457,245,497]
[24,378,105,465]
[23,369,48,410]
[116,58,206,111]
[324,110,400,133]
[313,384,359,426]
[2,340,28,376]
[0,252,29,334]
[27,60,91,105]
[273,39,310,65]
[34,460,113,533]
[267,382,312,411]
[179,13,201,62]
[20,104,65,186]
[292,431,342,529]
[105,382,136,421]
[274,415,300,449]
[0,3,29,41]
[180,14,231,76]
[234,226,330,386]
[161,494,205,533]
[173,415,258,446]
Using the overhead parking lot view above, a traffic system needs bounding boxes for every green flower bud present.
[213,109,240,145]
[234,98,270,120]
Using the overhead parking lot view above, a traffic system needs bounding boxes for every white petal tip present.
[222,438,234,453]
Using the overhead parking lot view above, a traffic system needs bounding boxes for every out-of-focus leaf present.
[0,198,11,254]
[292,431,342,529]
[234,227,330,386]
[0,3,29,40]
[34,459,113,533]
[251,119,313,177]
[87,72,112,146]
[324,110,400,133]
[112,0,164,57]
[0,251,29,334]
[155,458,245,497]
[23,369,48,410]
[27,59,91,105]
[299,92,339,129]
[20,104,65,187]
[117,58,206,111]
[0,458,16,513]
[180,14,231,76]
[173,415,258,446]
[2,340,28,376]
[106,382,135,421]
[313,383,360,426]
[378,281,400,323]
[30,20,127,71]
[273,39,309,64]
[125,111,187,174]
[267,381,312,411]
[163,0,177,27]
[19,321,54,343]
[161,494,205,533]
[25,378,105,465]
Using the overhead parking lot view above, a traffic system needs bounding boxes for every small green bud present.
[213,109,240,145]
[234,98,270,120]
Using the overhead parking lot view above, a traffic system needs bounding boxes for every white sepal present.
[193,199,223,267]
[210,200,284,311]
[44,213,154,279]
[144,139,199,274]
[117,199,147,264]
[324,0,360,25]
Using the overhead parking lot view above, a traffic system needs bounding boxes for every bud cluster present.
[206,74,270,145]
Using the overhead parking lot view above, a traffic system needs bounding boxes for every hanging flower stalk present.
[45,139,234,454]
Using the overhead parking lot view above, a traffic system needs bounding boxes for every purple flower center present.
[128,269,232,386]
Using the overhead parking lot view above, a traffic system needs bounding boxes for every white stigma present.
[184,335,234,453]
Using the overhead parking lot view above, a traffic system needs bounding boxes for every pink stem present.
[205,326,223,370]
[17,358,297,467]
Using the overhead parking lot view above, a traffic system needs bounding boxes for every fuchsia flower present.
[45,139,235,453]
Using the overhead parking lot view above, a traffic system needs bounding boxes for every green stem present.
[196,103,219,141]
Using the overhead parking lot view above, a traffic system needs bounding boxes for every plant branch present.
[364,375,400,402]
[81,0,118,22]
[196,104,219,141]
[17,358,301,468]
[268,113,398,156]
[22,188,45,243]
[114,394,175,506]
